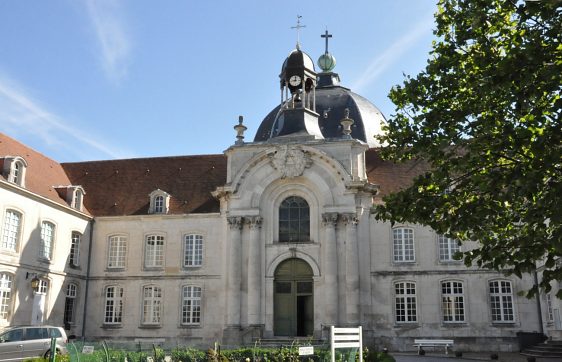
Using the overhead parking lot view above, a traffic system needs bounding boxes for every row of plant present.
[25,346,394,362]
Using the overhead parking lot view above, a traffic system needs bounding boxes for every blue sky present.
[0,0,437,162]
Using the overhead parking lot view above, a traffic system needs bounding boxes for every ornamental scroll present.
[269,145,312,178]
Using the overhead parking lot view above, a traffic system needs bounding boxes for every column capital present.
[341,213,359,226]
[322,212,339,227]
[227,216,244,230]
[246,216,263,229]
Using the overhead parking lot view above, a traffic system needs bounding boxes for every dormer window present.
[55,186,85,211]
[2,156,28,187]
[149,189,170,214]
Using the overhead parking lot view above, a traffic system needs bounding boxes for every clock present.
[289,75,302,87]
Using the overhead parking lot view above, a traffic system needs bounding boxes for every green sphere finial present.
[318,52,336,72]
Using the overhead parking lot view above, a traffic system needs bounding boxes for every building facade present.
[0,42,557,351]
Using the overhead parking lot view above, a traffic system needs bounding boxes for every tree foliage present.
[376,0,562,296]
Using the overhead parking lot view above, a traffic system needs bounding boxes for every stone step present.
[522,342,562,358]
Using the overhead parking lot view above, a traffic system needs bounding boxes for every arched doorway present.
[274,258,313,336]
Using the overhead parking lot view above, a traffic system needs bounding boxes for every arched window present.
[181,286,202,325]
[70,232,81,267]
[393,227,415,262]
[107,235,127,269]
[441,281,465,322]
[154,196,164,213]
[40,221,55,260]
[2,209,21,252]
[279,196,309,242]
[489,280,514,322]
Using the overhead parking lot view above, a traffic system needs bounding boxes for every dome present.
[281,48,316,75]
[254,74,387,148]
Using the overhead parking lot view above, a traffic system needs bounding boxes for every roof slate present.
[1,133,425,217]
[0,133,79,212]
[61,155,227,216]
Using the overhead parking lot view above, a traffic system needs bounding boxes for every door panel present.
[0,329,23,362]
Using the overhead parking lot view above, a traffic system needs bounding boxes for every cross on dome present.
[291,15,306,49]
[321,29,332,54]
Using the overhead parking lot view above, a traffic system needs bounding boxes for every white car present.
[0,326,68,361]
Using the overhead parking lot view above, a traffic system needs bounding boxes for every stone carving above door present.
[269,145,312,178]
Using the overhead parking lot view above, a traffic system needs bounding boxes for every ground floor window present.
[395,281,417,323]
[181,286,201,325]
[489,280,514,322]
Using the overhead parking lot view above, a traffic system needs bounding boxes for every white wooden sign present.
[330,326,363,362]
[81,345,95,354]
[298,346,314,356]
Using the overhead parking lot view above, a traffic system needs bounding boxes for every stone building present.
[0,39,557,351]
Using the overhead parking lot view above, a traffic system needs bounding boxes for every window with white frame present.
[33,279,48,294]
[70,232,81,267]
[72,188,84,211]
[107,235,127,269]
[64,283,77,325]
[181,286,202,325]
[279,196,310,242]
[546,293,554,323]
[142,286,162,325]
[145,235,164,268]
[149,190,170,214]
[5,157,27,187]
[393,228,415,262]
[154,196,164,213]
[442,281,465,322]
[2,210,21,252]
[104,286,123,324]
[0,273,13,320]
[40,221,55,260]
[439,235,460,261]
[183,234,203,267]
[395,281,417,323]
[489,280,515,322]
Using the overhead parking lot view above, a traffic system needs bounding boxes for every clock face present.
[289,75,302,87]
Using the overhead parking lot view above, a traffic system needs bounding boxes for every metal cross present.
[321,29,332,54]
[291,15,306,48]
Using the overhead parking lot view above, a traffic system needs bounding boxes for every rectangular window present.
[181,286,201,325]
[154,196,164,213]
[546,293,554,322]
[442,281,465,322]
[183,234,203,267]
[393,228,415,262]
[0,273,13,320]
[142,286,162,325]
[104,286,123,324]
[64,284,77,325]
[40,222,54,260]
[439,235,460,261]
[70,232,81,267]
[108,235,127,269]
[145,235,165,268]
[2,210,21,251]
[490,280,514,322]
[395,282,417,323]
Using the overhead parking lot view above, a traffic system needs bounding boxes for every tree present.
[375,0,562,296]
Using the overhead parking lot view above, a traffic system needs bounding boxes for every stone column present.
[322,212,339,326]
[247,216,263,326]
[226,216,243,326]
[342,212,360,325]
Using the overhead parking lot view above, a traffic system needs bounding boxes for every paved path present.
[393,352,560,362]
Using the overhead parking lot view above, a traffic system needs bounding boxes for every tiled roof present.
[61,155,227,216]
[0,133,81,212]
[365,148,427,201]
[1,133,423,217]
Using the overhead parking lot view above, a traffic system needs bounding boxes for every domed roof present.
[281,48,316,74]
[254,73,387,148]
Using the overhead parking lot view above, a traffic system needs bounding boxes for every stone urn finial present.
[340,108,354,139]
[234,115,247,145]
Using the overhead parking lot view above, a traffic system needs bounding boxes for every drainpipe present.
[81,219,95,339]
[533,270,544,335]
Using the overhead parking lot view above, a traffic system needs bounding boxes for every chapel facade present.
[0,37,559,351]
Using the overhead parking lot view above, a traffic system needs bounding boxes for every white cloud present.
[0,76,129,159]
[351,14,435,92]
[85,0,132,83]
